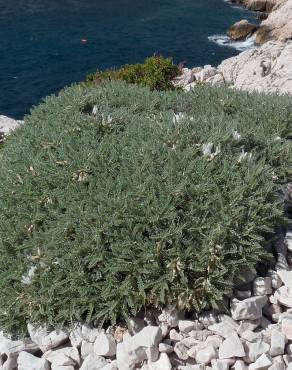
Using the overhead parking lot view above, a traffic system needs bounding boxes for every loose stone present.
[270,329,287,356]
[249,353,272,370]
[253,277,272,296]
[219,334,245,359]
[94,332,117,357]
[18,351,50,370]
[231,296,267,321]
[159,342,173,354]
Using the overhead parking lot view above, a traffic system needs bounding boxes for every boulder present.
[227,19,258,41]
[18,351,50,370]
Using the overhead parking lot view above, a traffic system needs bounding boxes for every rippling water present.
[0,0,256,118]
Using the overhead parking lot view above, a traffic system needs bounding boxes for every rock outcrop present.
[227,19,258,41]
[181,41,292,95]
[0,115,23,135]
[259,0,292,42]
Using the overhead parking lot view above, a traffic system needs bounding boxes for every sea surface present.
[0,0,257,118]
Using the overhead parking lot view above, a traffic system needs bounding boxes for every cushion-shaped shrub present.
[0,81,291,335]
[86,55,179,91]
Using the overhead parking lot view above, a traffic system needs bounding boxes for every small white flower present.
[238,149,252,163]
[107,115,113,124]
[173,112,185,124]
[202,142,220,160]
[21,266,37,285]
[202,142,213,156]
[232,130,241,141]
[92,105,98,115]
[274,136,281,141]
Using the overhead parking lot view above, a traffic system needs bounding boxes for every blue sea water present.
[0,0,256,118]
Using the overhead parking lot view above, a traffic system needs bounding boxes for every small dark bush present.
[86,55,180,91]
[0,81,291,335]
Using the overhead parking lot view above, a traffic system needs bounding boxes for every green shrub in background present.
[0,81,291,335]
[86,55,180,91]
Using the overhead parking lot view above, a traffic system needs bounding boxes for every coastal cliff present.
[176,0,292,94]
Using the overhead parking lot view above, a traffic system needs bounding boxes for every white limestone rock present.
[195,345,218,365]
[159,342,173,354]
[230,296,267,321]
[0,353,18,370]
[43,346,80,367]
[116,326,162,370]
[0,115,23,135]
[69,324,82,347]
[79,353,108,370]
[212,359,234,370]
[219,334,245,359]
[179,320,204,334]
[18,351,50,370]
[208,322,236,339]
[158,309,180,328]
[173,68,194,88]
[0,331,39,355]
[188,330,212,342]
[249,353,272,370]
[27,324,69,353]
[51,366,75,370]
[205,335,224,350]
[81,325,101,343]
[169,329,183,342]
[269,355,286,370]
[275,286,292,308]
[243,341,270,364]
[267,270,283,290]
[81,340,94,358]
[277,270,292,289]
[270,330,287,356]
[94,332,116,357]
[174,341,189,360]
[232,360,248,370]
[253,277,272,296]
[281,316,292,339]
[142,353,172,370]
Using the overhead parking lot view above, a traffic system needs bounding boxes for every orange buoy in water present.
[81,39,88,44]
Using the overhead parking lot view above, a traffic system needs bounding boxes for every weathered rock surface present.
[0,115,23,135]
[227,19,258,40]
[183,41,292,95]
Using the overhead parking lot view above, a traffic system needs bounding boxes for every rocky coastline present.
[174,0,292,94]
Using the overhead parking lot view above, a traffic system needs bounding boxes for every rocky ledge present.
[173,0,292,95]
[174,40,292,94]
